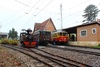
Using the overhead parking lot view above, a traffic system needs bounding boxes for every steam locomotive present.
[20,29,37,47]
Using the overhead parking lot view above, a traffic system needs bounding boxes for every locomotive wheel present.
[21,43,25,47]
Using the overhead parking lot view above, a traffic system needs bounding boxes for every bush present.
[1,39,18,45]
[1,39,9,44]
[8,40,18,45]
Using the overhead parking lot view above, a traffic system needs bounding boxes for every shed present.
[0,32,8,39]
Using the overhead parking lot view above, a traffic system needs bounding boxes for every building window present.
[80,30,87,36]
[92,28,96,34]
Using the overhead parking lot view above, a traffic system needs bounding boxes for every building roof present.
[34,18,56,31]
[0,32,8,35]
[63,21,100,33]
[77,21,100,27]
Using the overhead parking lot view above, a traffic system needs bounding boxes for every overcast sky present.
[0,0,100,35]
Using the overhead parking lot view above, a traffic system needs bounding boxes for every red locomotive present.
[20,29,37,47]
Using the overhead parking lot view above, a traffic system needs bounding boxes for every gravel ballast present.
[40,47,100,67]
[0,44,100,67]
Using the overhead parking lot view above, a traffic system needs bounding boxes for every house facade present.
[77,22,100,42]
[34,18,56,32]
[63,21,100,46]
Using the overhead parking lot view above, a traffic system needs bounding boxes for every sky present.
[0,0,100,35]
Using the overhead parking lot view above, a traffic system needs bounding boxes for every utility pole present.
[0,25,1,28]
[0,21,2,30]
[60,3,63,31]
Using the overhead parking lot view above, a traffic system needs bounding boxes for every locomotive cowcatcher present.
[20,29,37,47]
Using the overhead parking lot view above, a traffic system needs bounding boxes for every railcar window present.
[59,33,63,36]
[63,33,67,36]
[59,32,67,36]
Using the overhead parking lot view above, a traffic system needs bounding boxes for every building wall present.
[97,24,100,41]
[44,21,56,31]
[77,24,100,42]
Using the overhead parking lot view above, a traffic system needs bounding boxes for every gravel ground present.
[0,45,45,67]
[0,45,28,67]
[1,44,100,67]
[40,47,100,67]
[0,45,49,67]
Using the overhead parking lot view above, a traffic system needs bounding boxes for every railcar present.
[33,30,51,46]
[20,29,37,47]
[51,31,68,45]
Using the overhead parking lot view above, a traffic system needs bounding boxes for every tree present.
[82,4,100,22]
[8,28,18,39]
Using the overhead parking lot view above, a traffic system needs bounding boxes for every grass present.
[0,40,1,44]
[92,46,100,49]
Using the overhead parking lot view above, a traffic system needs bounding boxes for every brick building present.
[63,21,100,46]
[33,18,56,32]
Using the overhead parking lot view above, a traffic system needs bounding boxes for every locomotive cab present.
[20,32,26,44]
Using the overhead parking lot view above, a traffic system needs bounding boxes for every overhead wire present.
[63,1,99,17]
[3,14,26,26]
[34,0,53,16]
[59,0,92,21]
[22,0,90,29]
[14,0,29,7]
[2,0,33,27]
[64,0,91,11]
[27,0,41,13]
[1,0,42,29]
[62,1,100,24]
[29,0,33,4]
[21,0,53,29]
[56,0,91,20]
[21,0,44,28]
[2,0,97,29]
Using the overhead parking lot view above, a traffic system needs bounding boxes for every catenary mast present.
[60,3,63,31]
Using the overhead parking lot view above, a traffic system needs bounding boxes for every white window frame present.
[92,28,96,34]
[80,30,87,37]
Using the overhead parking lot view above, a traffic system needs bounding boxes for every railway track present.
[30,48,92,67]
[47,45,100,56]
[2,45,92,67]
[2,45,81,67]
[3,45,52,67]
